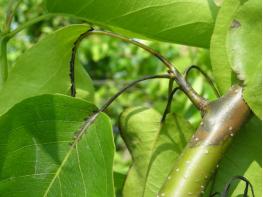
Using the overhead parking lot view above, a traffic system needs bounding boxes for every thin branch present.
[184,65,220,97]
[98,74,174,112]
[3,0,23,32]
[6,14,56,39]
[73,74,174,143]
[167,78,174,99]
[70,27,94,97]
[162,65,218,121]
[0,37,8,87]
[161,87,181,122]
[70,29,208,111]
[222,176,255,197]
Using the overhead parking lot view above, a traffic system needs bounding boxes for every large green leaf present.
[0,25,94,115]
[210,0,262,118]
[212,116,262,196]
[120,107,161,197]
[0,94,115,196]
[45,0,219,48]
[119,107,195,197]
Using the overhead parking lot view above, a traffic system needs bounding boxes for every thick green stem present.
[0,36,8,88]
[158,85,250,196]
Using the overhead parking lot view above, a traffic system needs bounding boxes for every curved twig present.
[184,65,220,97]
[3,0,23,32]
[70,28,208,111]
[98,74,174,112]
[162,65,219,121]
[70,27,94,97]
[161,87,181,122]
[6,14,56,39]
[221,176,255,197]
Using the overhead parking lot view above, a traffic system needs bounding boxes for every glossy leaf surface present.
[45,0,219,48]
[0,25,94,115]
[119,107,194,197]
[213,116,262,196]
[0,94,115,196]
[210,0,261,118]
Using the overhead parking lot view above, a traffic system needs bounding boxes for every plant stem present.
[167,78,175,109]
[3,0,23,33]
[184,65,220,97]
[78,74,174,140]
[70,29,207,111]
[161,87,181,122]
[6,14,56,39]
[0,36,8,88]
[0,0,24,86]
[158,85,251,196]
[98,74,173,112]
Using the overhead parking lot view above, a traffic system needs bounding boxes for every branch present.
[2,0,23,33]
[98,74,173,112]
[158,85,251,196]
[162,65,218,121]
[222,176,255,197]
[184,65,220,97]
[70,27,94,97]
[70,29,208,111]
[0,37,8,88]
[6,14,56,39]
[75,74,174,141]
[161,87,181,122]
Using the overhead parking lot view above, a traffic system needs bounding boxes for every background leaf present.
[210,0,262,118]
[228,0,262,119]
[0,25,94,115]
[45,0,219,48]
[120,107,161,197]
[212,116,262,196]
[119,107,195,197]
[0,94,115,196]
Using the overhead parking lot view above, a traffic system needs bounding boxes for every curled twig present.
[184,65,220,97]
[161,86,181,122]
[99,74,174,112]
[69,28,207,111]
[209,175,255,197]
[221,176,255,197]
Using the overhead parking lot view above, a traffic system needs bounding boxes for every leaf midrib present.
[43,113,99,196]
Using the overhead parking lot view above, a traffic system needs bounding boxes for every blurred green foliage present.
[0,0,218,177]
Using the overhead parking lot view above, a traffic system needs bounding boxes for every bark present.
[158,85,251,196]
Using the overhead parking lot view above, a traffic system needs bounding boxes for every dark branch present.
[222,176,255,197]
[184,65,220,98]
[98,74,174,112]
[69,27,94,97]
[161,87,181,122]
[69,29,208,111]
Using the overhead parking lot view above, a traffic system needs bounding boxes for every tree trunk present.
[158,85,251,196]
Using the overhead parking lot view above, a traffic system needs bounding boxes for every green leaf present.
[0,25,94,115]
[119,107,195,197]
[0,94,115,196]
[212,116,262,196]
[120,107,161,197]
[229,0,262,119]
[210,0,262,118]
[45,0,219,48]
